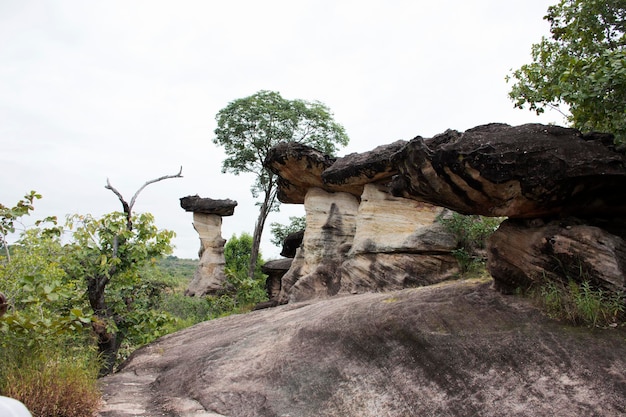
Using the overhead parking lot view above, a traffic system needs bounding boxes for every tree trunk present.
[87,273,120,376]
[248,181,276,280]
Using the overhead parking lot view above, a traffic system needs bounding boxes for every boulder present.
[280,230,304,258]
[390,123,626,218]
[488,217,626,293]
[260,258,292,301]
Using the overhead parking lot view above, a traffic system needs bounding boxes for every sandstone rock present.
[340,183,459,293]
[260,258,292,301]
[488,217,626,293]
[264,142,336,204]
[391,123,626,218]
[184,213,227,297]
[349,183,456,255]
[280,230,304,258]
[98,279,626,417]
[341,253,458,294]
[180,195,237,216]
[321,140,406,196]
[279,188,359,303]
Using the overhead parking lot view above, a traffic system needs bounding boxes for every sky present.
[0,0,564,260]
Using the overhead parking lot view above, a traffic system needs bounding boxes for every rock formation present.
[265,142,459,303]
[278,188,360,303]
[266,123,626,300]
[387,123,626,294]
[180,195,237,297]
[341,183,458,294]
[98,279,626,417]
[390,123,626,218]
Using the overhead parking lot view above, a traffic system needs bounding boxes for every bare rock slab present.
[98,279,626,417]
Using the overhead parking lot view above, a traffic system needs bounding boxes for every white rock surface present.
[185,213,227,297]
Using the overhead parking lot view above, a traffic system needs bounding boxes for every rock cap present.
[179,195,237,216]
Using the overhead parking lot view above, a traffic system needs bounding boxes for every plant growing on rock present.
[437,212,503,274]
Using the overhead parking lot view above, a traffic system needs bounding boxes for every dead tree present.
[88,167,183,374]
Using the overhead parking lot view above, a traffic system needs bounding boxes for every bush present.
[437,212,504,274]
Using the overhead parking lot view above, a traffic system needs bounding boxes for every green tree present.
[270,215,306,247]
[222,233,267,309]
[66,211,175,374]
[0,191,42,261]
[67,169,182,374]
[213,90,349,280]
[507,0,626,143]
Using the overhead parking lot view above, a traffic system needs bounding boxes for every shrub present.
[438,212,504,274]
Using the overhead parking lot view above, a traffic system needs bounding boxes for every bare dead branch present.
[128,166,183,213]
[104,167,184,230]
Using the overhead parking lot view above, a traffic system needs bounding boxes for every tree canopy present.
[507,0,626,143]
[213,90,349,278]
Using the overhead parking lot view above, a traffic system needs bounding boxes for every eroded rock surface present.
[98,279,626,417]
[185,213,227,297]
[278,188,359,303]
[180,196,237,297]
[488,217,626,293]
[390,123,626,218]
[340,183,458,294]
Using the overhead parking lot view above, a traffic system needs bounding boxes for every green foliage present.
[438,212,503,274]
[214,90,349,280]
[222,233,268,310]
[0,191,43,260]
[270,215,306,247]
[214,90,349,191]
[507,0,626,143]
[65,211,176,371]
[536,280,625,327]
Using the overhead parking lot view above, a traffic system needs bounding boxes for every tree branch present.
[105,167,184,230]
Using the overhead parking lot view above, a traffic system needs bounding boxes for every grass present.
[533,279,625,327]
[0,343,102,417]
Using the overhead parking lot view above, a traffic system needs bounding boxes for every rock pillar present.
[180,195,237,297]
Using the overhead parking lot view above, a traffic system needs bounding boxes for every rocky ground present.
[98,278,626,417]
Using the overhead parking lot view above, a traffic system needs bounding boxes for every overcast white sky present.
[1,0,564,260]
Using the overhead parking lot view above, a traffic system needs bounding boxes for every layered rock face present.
[266,142,459,303]
[278,188,359,303]
[388,123,626,293]
[341,183,458,294]
[266,123,626,300]
[180,196,237,297]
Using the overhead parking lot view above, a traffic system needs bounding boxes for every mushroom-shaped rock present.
[180,195,237,297]
[180,195,237,216]
[391,123,626,218]
[260,258,293,301]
